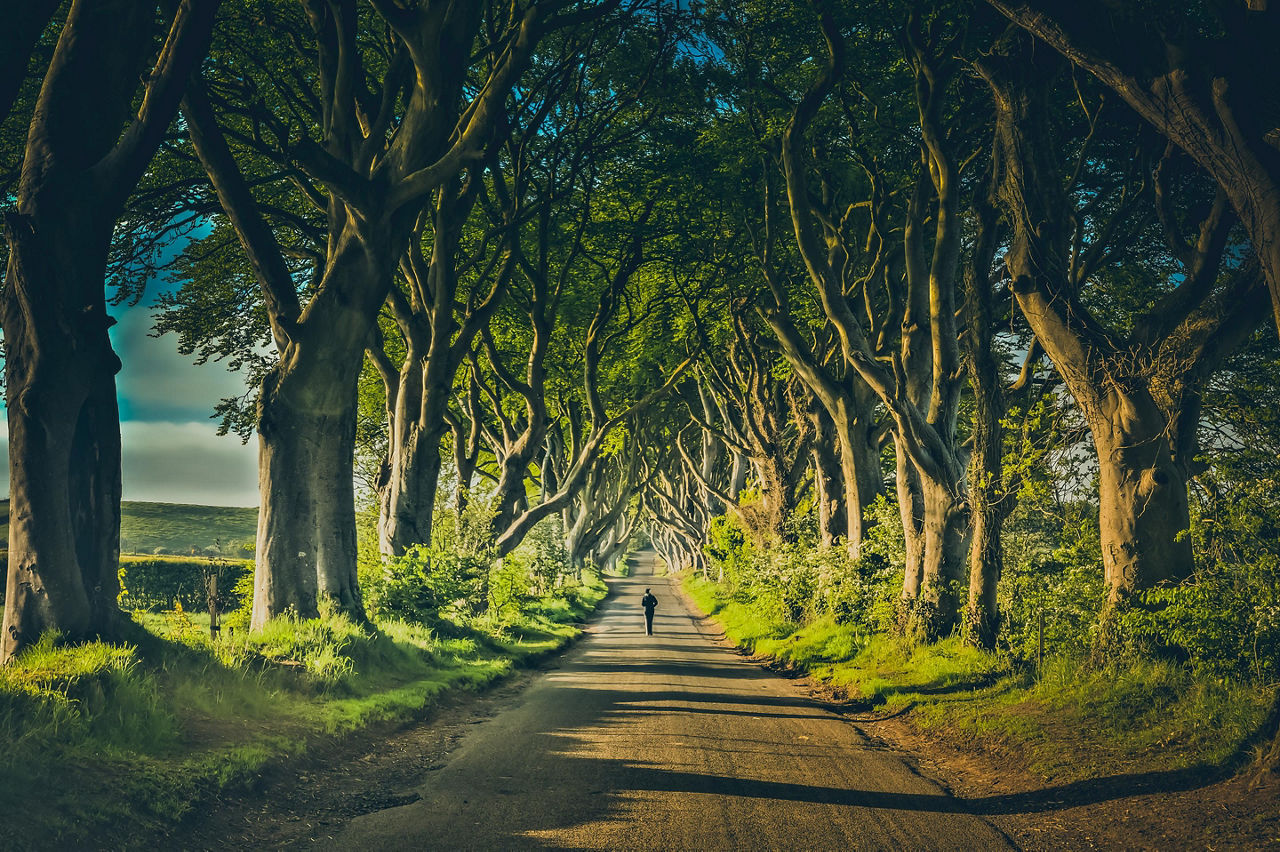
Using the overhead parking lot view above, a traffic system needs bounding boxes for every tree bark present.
[2,0,220,661]
[1090,388,1193,601]
[962,181,1007,649]
[894,438,926,611]
[378,355,441,554]
[912,468,971,642]
[987,0,1280,339]
[809,418,846,548]
[2,214,124,658]
[253,325,368,627]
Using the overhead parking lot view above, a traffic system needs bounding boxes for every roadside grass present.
[684,573,1273,784]
[0,574,607,850]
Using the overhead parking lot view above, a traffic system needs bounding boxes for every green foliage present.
[488,558,536,623]
[361,493,591,632]
[998,505,1107,663]
[368,543,491,624]
[1116,563,1280,681]
[1,560,606,848]
[362,497,497,623]
[117,555,252,613]
[702,509,899,632]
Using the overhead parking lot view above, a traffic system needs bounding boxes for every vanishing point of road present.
[333,551,1012,850]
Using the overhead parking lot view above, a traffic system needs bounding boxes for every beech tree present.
[684,314,817,541]
[175,0,613,628]
[1,0,221,662]
[770,4,990,639]
[981,31,1268,608]
[369,8,661,556]
[987,0,1280,339]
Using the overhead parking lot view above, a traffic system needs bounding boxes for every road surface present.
[333,551,1012,850]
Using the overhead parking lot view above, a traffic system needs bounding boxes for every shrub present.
[365,543,490,623]
[117,557,252,613]
[489,558,535,623]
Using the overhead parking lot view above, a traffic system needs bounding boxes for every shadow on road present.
[610,764,1217,816]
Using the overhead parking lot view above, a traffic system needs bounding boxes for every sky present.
[0,295,261,507]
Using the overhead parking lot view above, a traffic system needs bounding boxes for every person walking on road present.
[641,588,658,635]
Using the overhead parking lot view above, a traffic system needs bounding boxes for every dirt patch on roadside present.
[851,707,1280,850]
[133,669,548,850]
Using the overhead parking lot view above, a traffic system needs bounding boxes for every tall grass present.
[684,572,1274,784]
[0,571,608,849]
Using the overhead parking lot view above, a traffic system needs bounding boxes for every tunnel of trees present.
[3,0,1280,770]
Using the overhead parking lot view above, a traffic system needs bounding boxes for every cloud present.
[0,294,262,506]
[0,420,258,507]
[118,421,259,506]
[110,299,252,423]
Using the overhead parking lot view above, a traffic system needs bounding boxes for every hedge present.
[117,556,252,613]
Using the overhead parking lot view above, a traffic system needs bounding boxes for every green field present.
[0,500,258,556]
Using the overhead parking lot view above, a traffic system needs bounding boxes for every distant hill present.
[0,500,258,557]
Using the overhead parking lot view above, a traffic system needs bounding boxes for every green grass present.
[684,572,1275,784]
[0,576,608,850]
[117,501,258,555]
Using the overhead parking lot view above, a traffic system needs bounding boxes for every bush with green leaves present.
[521,513,572,595]
[117,556,252,613]
[1109,481,1280,680]
[360,494,498,623]
[997,501,1107,663]
[365,543,490,623]
[703,506,899,632]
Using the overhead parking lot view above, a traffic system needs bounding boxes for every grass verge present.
[1,575,606,850]
[683,573,1274,784]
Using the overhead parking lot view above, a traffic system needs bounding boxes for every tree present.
[981,29,1269,608]
[776,3,983,639]
[987,1,1280,338]
[370,10,650,556]
[2,0,221,662]
[178,0,602,628]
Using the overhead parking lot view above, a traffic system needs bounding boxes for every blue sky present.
[0,296,260,507]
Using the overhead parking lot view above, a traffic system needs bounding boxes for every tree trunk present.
[810,441,845,548]
[2,216,123,660]
[250,235,389,628]
[254,361,365,627]
[982,34,1198,609]
[910,465,971,642]
[379,425,445,556]
[1,0,219,661]
[965,376,1005,647]
[830,396,883,559]
[697,384,725,515]
[378,352,449,556]
[962,183,1006,649]
[1091,388,1193,603]
[895,438,926,611]
[728,451,750,500]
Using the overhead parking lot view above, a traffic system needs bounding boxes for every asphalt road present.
[332,551,1012,850]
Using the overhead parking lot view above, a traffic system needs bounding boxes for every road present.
[333,551,1012,850]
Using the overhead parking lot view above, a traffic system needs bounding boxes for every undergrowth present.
[684,572,1274,784]
[0,573,607,850]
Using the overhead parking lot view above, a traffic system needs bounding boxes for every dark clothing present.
[641,593,658,635]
